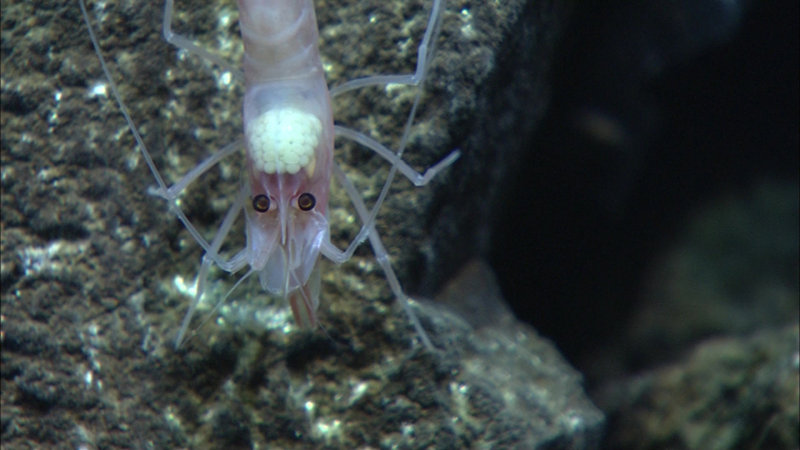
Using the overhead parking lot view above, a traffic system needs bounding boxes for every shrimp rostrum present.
[80,0,458,349]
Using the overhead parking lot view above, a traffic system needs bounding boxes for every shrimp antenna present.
[176,269,255,349]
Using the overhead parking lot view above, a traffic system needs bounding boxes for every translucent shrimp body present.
[80,0,458,349]
[238,0,334,328]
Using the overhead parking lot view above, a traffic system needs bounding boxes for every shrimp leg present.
[149,140,243,269]
[329,0,446,98]
[323,0,454,349]
[334,127,459,187]
[325,163,435,350]
[162,0,243,80]
[174,186,251,348]
[80,0,245,268]
[329,126,459,261]
[81,1,255,347]
[329,0,456,276]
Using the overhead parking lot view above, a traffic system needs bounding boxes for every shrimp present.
[79,0,458,349]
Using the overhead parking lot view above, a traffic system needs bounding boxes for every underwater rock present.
[429,259,605,448]
[596,325,799,449]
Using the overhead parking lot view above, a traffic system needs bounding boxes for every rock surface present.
[1,0,573,448]
[596,325,799,449]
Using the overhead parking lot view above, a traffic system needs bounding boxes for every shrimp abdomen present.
[237,0,323,84]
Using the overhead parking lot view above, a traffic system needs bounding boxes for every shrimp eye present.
[298,193,316,211]
[252,194,270,212]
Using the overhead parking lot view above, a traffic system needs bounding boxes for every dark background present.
[489,0,799,374]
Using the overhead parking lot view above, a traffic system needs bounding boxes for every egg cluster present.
[246,107,321,175]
